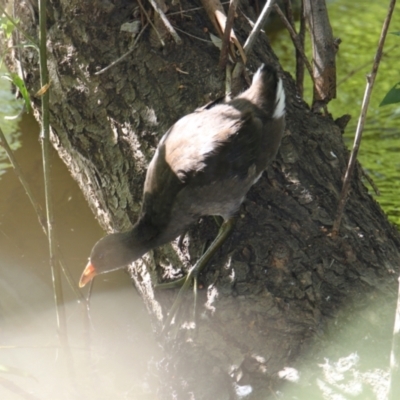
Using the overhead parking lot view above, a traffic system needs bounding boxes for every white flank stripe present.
[273,78,285,119]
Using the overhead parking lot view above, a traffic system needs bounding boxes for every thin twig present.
[172,25,213,43]
[137,0,165,47]
[360,166,380,196]
[273,3,314,81]
[337,44,399,86]
[147,0,182,44]
[231,0,276,92]
[332,0,396,236]
[57,249,87,301]
[39,0,86,385]
[282,0,295,28]
[296,0,305,96]
[38,0,68,343]
[94,23,148,75]
[225,63,232,95]
[243,0,275,55]
[166,1,231,16]
[219,0,238,70]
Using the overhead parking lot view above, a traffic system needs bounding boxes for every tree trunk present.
[5,0,400,398]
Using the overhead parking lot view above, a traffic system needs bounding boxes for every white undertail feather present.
[252,65,286,119]
[252,66,262,85]
[273,78,285,119]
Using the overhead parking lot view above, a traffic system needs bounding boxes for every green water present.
[271,3,400,397]
[274,0,400,226]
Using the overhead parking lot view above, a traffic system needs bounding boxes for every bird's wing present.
[164,104,264,183]
[141,100,278,228]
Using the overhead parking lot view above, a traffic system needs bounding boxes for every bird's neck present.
[129,213,185,254]
[238,68,285,120]
[126,215,168,255]
[238,83,272,112]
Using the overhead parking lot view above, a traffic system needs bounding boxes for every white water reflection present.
[0,112,160,398]
[1,257,159,399]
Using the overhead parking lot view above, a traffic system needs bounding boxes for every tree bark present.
[4,0,400,398]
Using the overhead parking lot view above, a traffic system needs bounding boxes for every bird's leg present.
[213,215,224,227]
[155,216,226,290]
[154,215,224,289]
[163,217,236,330]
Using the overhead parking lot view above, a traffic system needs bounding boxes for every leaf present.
[209,33,222,50]
[380,82,400,106]
[0,363,37,381]
[0,14,18,38]
[35,82,51,97]
[1,73,32,113]
[390,31,400,36]
[0,162,12,176]
[120,20,140,35]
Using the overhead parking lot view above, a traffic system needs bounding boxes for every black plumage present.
[79,64,286,288]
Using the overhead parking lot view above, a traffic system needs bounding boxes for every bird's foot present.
[154,275,188,290]
[162,263,201,331]
[160,218,236,333]
[213,215,224,227]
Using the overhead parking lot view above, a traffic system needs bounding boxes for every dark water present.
[1,0,399,398]
[0,101,159,397]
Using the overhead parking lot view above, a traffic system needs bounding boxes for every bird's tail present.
[239,64,286,120]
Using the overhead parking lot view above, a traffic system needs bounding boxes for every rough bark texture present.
[5,0,400,398]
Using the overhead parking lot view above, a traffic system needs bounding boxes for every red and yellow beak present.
[79,261,97,288]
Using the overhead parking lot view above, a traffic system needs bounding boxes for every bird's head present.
[242,63,285,119]
[79,232,146,288]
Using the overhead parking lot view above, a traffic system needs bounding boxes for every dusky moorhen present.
[79,64,286,310]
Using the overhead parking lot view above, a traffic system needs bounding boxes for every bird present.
[79,64,286,319]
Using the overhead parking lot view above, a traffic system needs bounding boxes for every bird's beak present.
[79,261,97,288]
